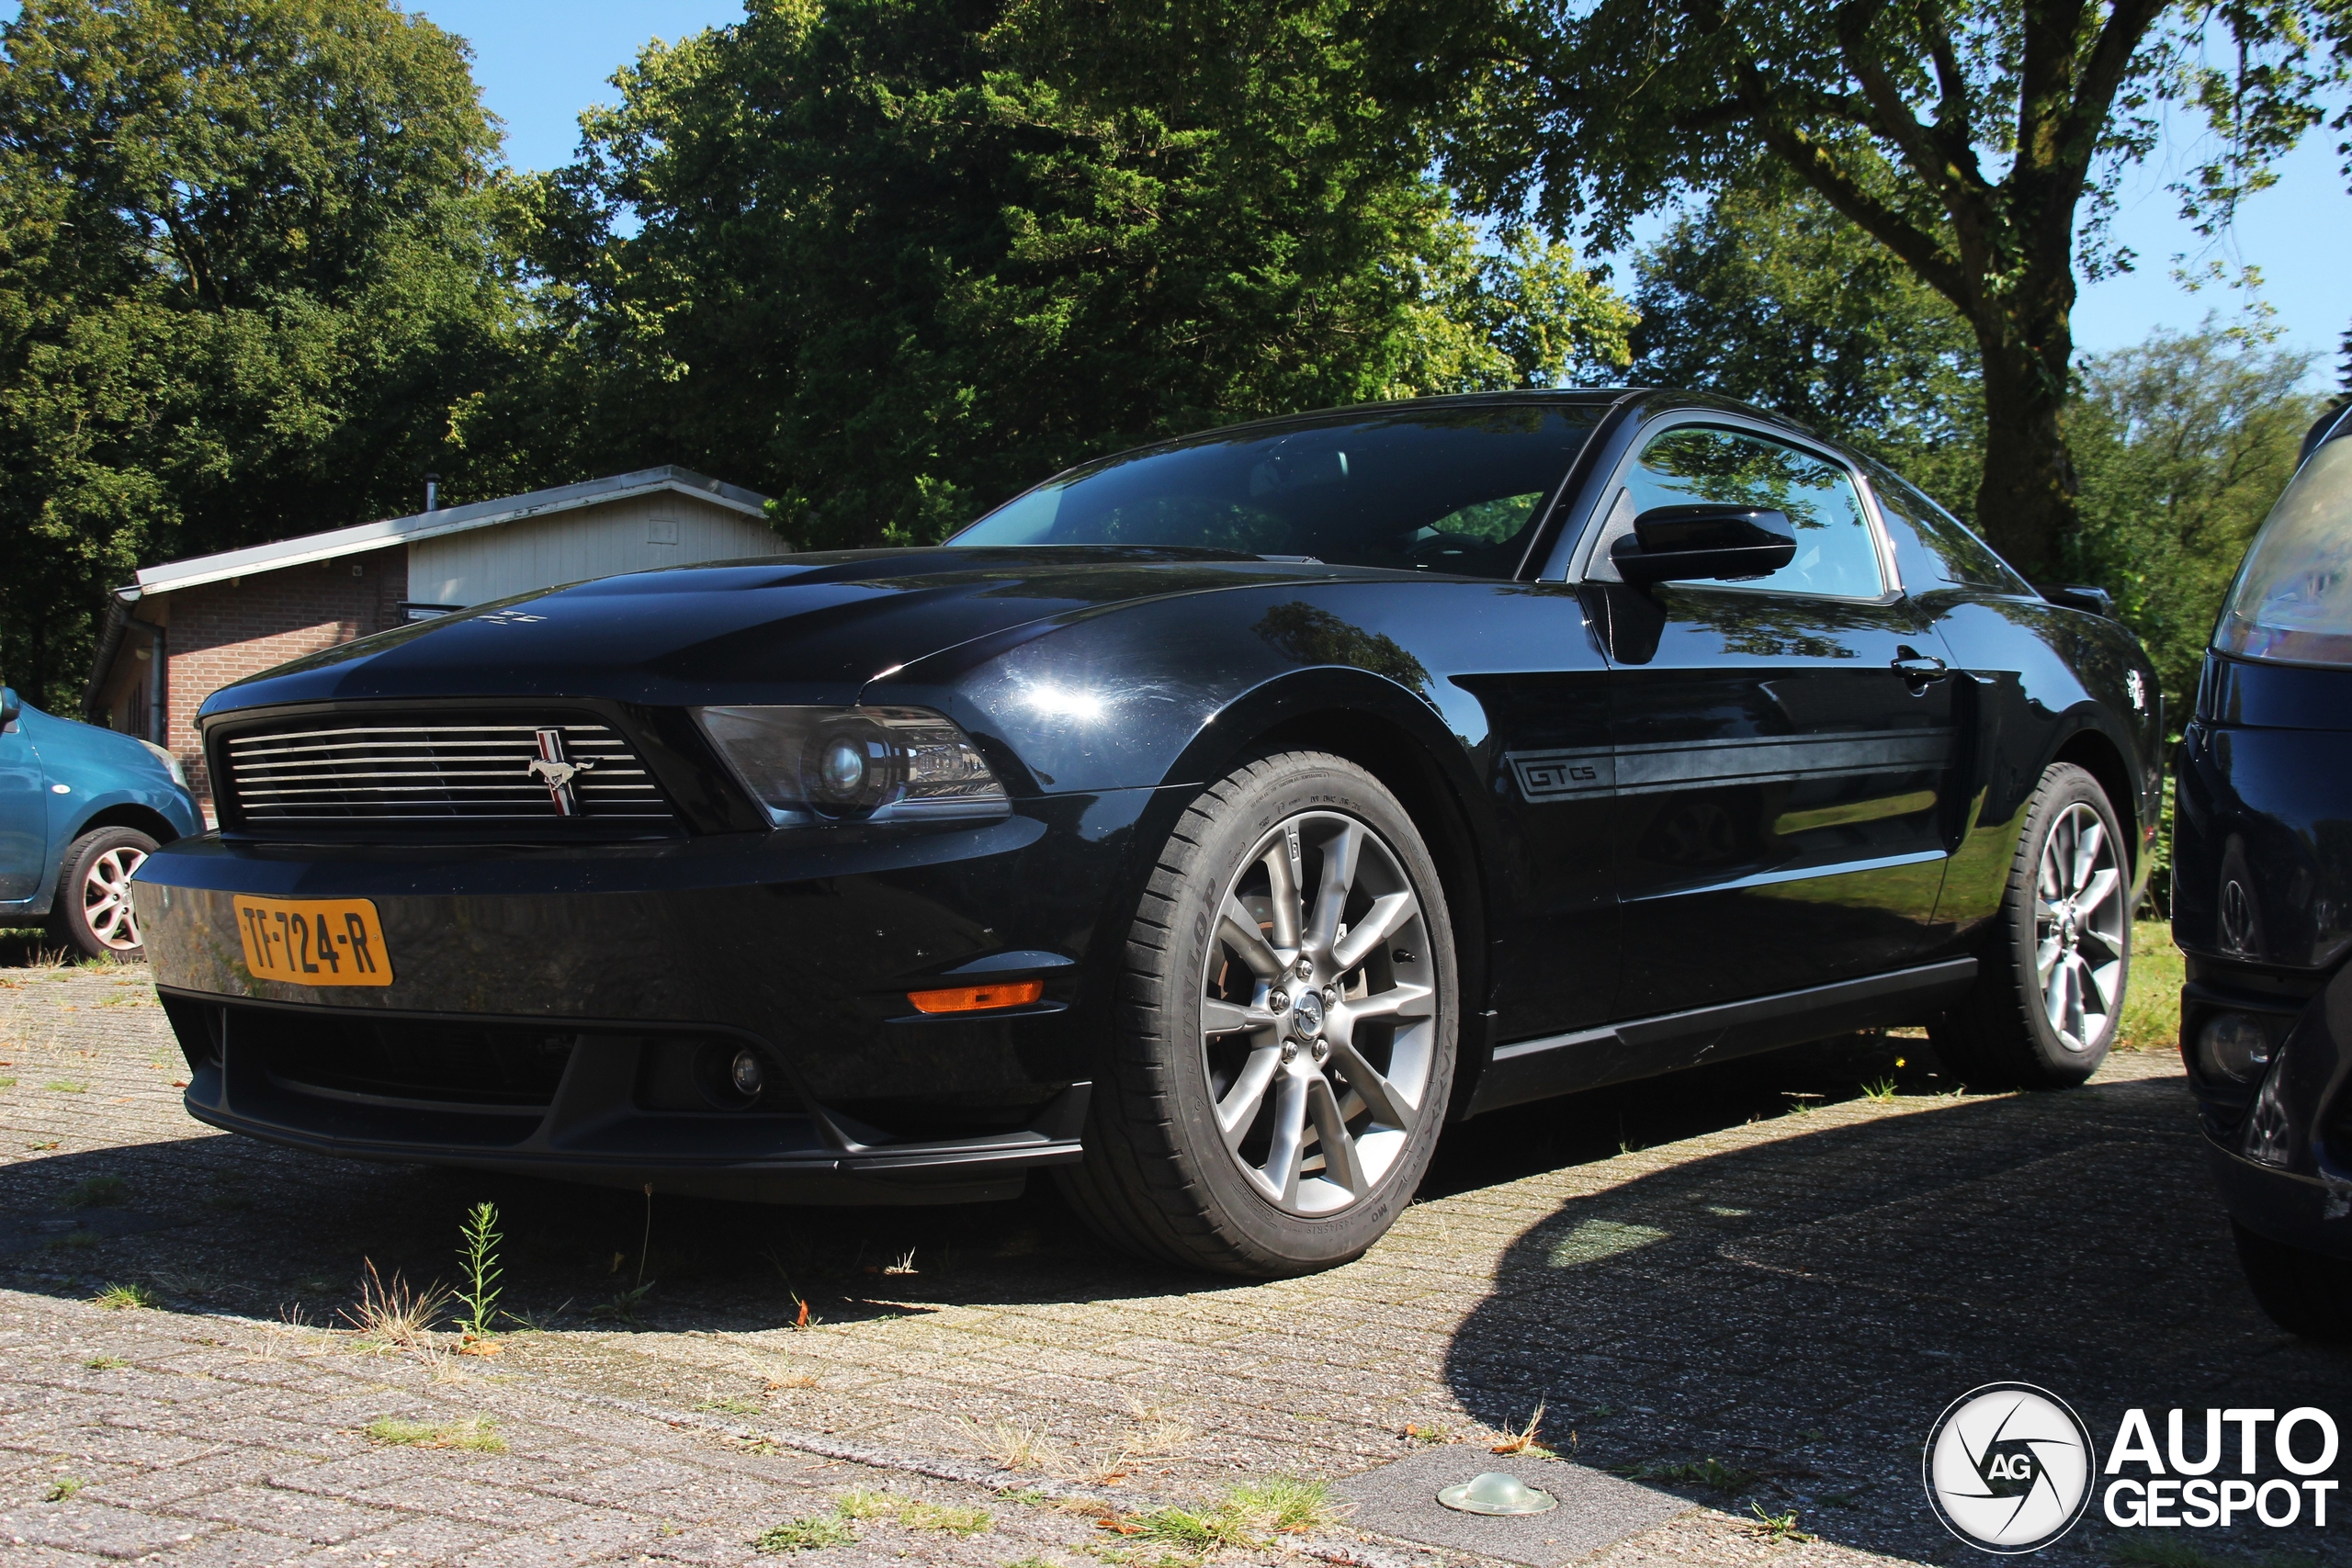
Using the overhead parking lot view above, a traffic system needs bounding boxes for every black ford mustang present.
[134,390,2162,1276]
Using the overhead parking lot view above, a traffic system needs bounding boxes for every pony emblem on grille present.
[526,728,594,816]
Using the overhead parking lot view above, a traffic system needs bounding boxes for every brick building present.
[85,467,777,817]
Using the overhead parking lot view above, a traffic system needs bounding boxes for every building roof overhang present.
[113,465,772,603]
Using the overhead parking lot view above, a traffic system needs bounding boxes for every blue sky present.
[4,0,2345,371]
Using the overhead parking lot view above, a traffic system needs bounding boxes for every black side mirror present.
[2036,583,2114,617]
[0,686,17,731]
[1611,505,1797,586]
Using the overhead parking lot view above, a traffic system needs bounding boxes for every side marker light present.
[907,978,1046,1014]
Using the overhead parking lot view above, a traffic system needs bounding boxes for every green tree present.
[2066,322,2320,713]
[529,0,1634,550]
[0,0,530,710]
[1628,185,1984,516]
[1439,0,2352,582]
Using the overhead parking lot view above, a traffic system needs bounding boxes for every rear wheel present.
[1929,762,2128,1089]
[1057,750,1457,1276]
[2232,1223,2352,1342]
[51,826,158,961]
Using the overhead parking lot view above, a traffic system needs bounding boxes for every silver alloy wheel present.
[1199,810,1439,1215]
[81,845,147,952]
[2034,802,2125,1052]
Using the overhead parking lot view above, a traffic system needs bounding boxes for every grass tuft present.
[1120,1476,1340,1553]
[43,1079,87,1093]
[752,1517,856,1553]
[1621,1455,1756,1493]
[340,1260,450,1350]
[831,1489,991,1536]
[62,1175,129,1209]
[45,1475,83,1502]
[1860,1078,1900,1103]
[364,1415,504,1452]
[969,1418,1066,1472]
[83,1355,129,1370]
[90,1281,157,1311]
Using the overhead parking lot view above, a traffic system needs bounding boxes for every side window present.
[1589,425,1885,599]
[1860,459,2033,593]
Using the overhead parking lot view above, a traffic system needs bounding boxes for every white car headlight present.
[138,739,187,788]
[693,705,1010,827]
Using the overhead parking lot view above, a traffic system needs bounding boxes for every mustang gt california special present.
[133,390,2162,1276]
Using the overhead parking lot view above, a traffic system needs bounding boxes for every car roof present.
[1046,389,1838,482]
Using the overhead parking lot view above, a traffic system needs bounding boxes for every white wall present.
[407,491,787,607]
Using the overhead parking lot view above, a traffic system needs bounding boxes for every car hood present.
[200,547,1374,716]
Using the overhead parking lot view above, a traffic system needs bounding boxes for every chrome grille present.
[223,717,673,825]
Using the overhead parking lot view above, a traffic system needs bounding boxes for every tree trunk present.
[1970,304,2077,584]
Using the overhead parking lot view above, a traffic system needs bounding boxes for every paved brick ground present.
[3,955,2346,1568]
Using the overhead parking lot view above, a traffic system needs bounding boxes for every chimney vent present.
[424,472,441,512]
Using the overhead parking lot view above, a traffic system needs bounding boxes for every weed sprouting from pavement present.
[62,1175,128,1209]
[45,1476,82,1502]
[831,1490,991,1535]
[83,1355,128,1370]
[1747,1504,1812,1540]
[1490,1401,1554,1458]
[589,1279,656,1325]
[1226,1475,1340,1534]
[454,1201,503,1340]
[1115,1477,1340,1553]
[1861,1078,1900,1102]
[43,1079,87,1093]
[697,1395,763,1416]
[1621,1455,1757,1493]
[364,1416,504,1451]
[968,1418,1065,1472]
[340,1260,450,1349]
[90,1281,156,1310]
[752,1516,855,1553]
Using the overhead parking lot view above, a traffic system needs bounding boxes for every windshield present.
[2214,434,2352,667]
[950,403,1601,578]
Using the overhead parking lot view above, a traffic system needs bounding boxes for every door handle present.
[1892,649,1950,684]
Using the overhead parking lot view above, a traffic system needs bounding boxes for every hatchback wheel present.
[1059,750,1457,1276]
[1929,762,2128,1089]
[51,826,159,961]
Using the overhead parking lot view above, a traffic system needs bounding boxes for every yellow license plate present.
[232,896,394,987]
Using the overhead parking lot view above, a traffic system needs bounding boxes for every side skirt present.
[1466,958,1978,1116]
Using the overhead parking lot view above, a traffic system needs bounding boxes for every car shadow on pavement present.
[2,1026,1971,1334]
[1437,1066,2352,1565]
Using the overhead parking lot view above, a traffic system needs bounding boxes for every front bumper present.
[2186,950,2352,1260]
[131,793,1157,1201]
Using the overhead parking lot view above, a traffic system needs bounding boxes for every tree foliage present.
[1441,0,2352,581]
[1628,185,1983,516]
[2067,322,2321,713]
[0,0,530,710]
[520,0,1635,550]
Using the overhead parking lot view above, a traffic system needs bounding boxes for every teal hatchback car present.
[1,682,201,958]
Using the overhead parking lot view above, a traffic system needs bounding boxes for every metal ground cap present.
[1437,1471,1559,1515]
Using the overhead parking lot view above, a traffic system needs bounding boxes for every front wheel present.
[1929,761,2129,1089]
[1058,750,1457,1277]
[51,825,159,961]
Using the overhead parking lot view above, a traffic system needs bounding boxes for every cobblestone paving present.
[2,955,2346,1568]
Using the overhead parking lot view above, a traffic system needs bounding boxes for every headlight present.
[693,705,1010,827]
[137,739,187,788]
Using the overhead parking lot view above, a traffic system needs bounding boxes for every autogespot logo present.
[1924,1383,2098,1553]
